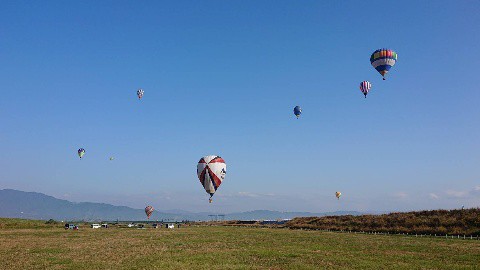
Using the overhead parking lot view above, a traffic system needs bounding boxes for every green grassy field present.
[1,221,479,269]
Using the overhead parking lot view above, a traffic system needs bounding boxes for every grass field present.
[1,221,479,269]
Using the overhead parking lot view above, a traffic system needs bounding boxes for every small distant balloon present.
[137,89,144,99]
[145,206,154,219]
[370,49,397,80]
[335,191,341,200]
[78,148,85,159]
[293,106,302,119]
[109,157,114,161]
[359,81,372,98]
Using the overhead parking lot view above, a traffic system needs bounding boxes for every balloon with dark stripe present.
[359,81,372,98]
[197,155,227,203]
[145,205,154,219]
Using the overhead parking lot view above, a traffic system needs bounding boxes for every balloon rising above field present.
[335,192,342,200]
[370,49,397,80]
[145,205,154,219]
[197,155,227,203]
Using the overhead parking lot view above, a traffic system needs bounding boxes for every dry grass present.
[0,222,479,269]
[288,208,480,235]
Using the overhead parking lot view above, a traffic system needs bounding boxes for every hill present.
[0,189,179,221]
[0,189,360,221]
[287,208,480,235]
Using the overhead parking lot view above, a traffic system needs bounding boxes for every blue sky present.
[1,1,479,213]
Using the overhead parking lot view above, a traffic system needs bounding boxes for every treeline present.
[287,208,480,235]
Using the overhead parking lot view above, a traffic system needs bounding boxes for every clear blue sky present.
[1,1,479,213]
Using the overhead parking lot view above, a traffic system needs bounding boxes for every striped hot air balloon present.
[359,81,372,98]
[137,88,144,99]
[335,192,342,200]
[145,206,154,219]
[370,49,397,80]
[78,148,85,159]
[197,155,227,203]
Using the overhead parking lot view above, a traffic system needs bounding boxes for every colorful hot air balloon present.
[335,191,341,200]
[359,81,372,98]
[145,206,154,219]
[370,49,397,80]
[137,89,144,99]
[78,148,85,159]
[197,155,227,203]
[293,106,302,119]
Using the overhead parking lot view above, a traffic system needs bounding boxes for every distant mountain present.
[0,189,180,221]
[0,189,362,221]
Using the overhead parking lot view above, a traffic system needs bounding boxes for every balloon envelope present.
[293,106,302,118]
[78,148,85,159]
[145,206,154,219]
[137,89,144,99]
[335,192,342,199]
[370,49,397,79]
[359,81,372,98]
[197,155,227,198]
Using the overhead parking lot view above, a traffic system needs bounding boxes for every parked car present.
[65,224,76,230]
[91,224,101,229]
[101,223,108,228]
[127,223,135,228]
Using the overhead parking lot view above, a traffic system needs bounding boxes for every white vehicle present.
[166,224,175,229]
[101,223,109,228]
[91,224,101,229]
[127,223,135,228]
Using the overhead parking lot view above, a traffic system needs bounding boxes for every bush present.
[45,219,57,224]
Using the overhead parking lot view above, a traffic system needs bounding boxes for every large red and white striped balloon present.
[145,205,154,219]
[197,155,227,202]
[359,81,372,98]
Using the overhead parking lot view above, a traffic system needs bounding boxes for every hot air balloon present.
[145,206,154,219]
[78,148,85,159]
[370,49,397,80]
[137,89,144,99]
[335,191,341,200]
[109,157,114,161]
[197,155,227,203]
[359,81,372,98]
[293,106,302,119]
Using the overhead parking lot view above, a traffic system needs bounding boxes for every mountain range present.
[0,189,362,221]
